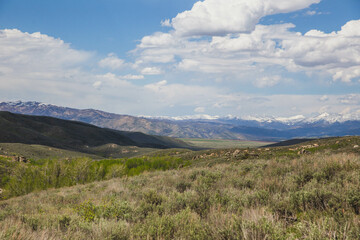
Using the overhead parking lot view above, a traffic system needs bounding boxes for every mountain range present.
[1,101,360,141]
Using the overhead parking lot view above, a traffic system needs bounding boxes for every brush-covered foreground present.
[0,137,360,239]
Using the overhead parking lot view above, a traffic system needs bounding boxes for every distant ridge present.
[0,111,192,153]
[0,101,247,140]
[1,101,360,141]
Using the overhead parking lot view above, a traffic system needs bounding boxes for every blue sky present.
[0,0,359,118]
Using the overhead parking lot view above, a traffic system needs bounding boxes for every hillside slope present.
[0,101,246,139]
[0,136,359,239]
[0,111,191,153]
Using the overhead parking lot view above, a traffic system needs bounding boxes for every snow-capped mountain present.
[1,101,360,141]
[148,112,360,125]
[230,112,360,125]
[141,114,221,121]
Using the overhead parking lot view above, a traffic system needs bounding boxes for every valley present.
[180,138,273,149]
[0,110,359,239]
[2,0,359,239]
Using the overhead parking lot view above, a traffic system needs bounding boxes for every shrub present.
[58,216,71,231]
[75,201,97,222]
[101,200,133,221]
[21,215,40,231]
[347,189,360,214]
[143,189,163,206]
[175,181,191,193]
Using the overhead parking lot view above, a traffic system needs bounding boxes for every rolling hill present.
[0,101,246,139]
[0,111,192,154]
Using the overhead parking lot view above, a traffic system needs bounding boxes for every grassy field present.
[0,143,99,160]
[0,143,160,160]
[180,138,274,149]
[0,136,360,239]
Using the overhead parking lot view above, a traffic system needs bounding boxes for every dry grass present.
[1,151,360,239]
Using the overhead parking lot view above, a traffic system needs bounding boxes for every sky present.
[0,0,359,118]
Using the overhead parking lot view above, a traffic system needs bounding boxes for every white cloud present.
[0,29,91,73]
[161,19,171,27]
[1,17,359,119]
[141,67,162,75]
[144,80,224,109]
[339,20,360,37]
[169,0,320,36]
[194,107,206,113]
[144,80,168,92]
[319,95,329,102]
[95,73,134,88]
[282,20,360,82]
[98,53,125,70]
[135,19,360,83]
[93,81,102,90]
[254,75,281,88]
[0,28,95,104]
[139,86,360,117]
[338,94,360,105]
[305,10,317,16]
[138,32,176,48]
[121,74,144,80]
[141,55,175,64]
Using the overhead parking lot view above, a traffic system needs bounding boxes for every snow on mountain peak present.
[142,114,220,121]
[1,101,360,123]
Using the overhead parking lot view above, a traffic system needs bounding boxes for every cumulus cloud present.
[141,67,162,75]
[161,19,171,27]
[0,32,115,113]
[169,0,320,36]
[1,4,359,119]
[0,29,91,74]
[135,19,360,83]
[281,20,360,82]
[0,28,95,103]
[132,0,359,83]
[98,53,125,70]
[121,74,144,80]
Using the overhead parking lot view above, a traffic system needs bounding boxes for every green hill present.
[0,111,192,154]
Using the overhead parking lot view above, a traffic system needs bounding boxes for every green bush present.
[347,189,360,214]
[175,181,191,193]
[143,190,163,206]
[75,201,97,222]
[101,200,133,221]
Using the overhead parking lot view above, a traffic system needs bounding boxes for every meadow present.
[179,138,272,149]
[0,136,360,239]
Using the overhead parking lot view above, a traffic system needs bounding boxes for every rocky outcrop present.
[11,156,28,163]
